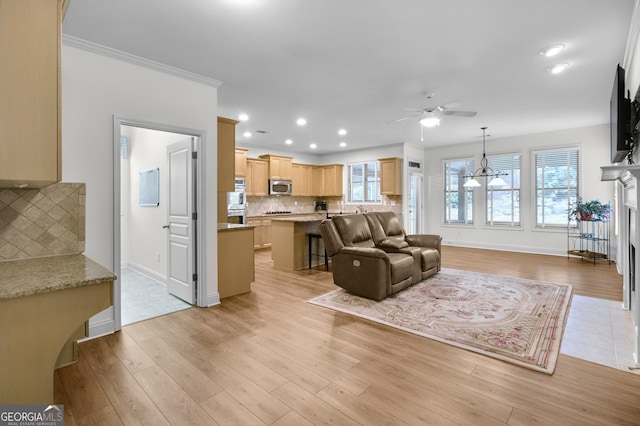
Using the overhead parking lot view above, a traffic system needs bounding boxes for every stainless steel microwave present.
[269,179,292,196]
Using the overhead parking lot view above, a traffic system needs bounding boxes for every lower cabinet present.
[248,217,272,249]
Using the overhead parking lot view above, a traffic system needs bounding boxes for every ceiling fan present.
[390,91,477,128]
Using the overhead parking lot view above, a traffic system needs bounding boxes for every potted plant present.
[567,197,613,222]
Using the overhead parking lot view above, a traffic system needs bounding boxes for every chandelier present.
[462,127,508,188]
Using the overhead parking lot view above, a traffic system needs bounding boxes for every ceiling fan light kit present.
[420,116,441,127]
[463,127,508,188]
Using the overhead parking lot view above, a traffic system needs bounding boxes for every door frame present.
[113,116,207,332]
[407,159,424,234]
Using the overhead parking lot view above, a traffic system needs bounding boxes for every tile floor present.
[562,294,639,374]
[120,268,191,326]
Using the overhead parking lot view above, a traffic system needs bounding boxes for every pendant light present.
[463,127,508,188]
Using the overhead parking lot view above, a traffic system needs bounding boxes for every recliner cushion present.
[386,252,414,283]
[332,214,375,248]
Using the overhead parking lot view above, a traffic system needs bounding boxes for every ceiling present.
[62,0,635,155]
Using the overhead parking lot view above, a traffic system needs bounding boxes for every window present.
[347,161,381,203]
[534,148,579,227]
[444,158,474,224]
[486,154,521,226]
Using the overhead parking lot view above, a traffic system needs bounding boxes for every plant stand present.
[567,220,610,264]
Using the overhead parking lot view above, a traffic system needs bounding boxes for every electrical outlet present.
[390,201,396,206]
[294,201,297,206]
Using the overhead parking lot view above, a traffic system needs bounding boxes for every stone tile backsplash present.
[0,183,86,261]
[246,195,401,217]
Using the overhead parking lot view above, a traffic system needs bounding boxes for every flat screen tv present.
[611,64,632,163]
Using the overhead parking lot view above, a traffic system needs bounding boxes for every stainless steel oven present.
[227,178,246,224]
[228,178,246,210]
[227,209,246,224]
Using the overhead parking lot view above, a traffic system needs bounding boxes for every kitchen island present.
[271,216,325,270]
[0,254,115,404]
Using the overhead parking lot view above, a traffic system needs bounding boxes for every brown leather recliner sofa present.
[319,211,442,300]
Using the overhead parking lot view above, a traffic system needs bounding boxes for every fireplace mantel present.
[601,164,640,182]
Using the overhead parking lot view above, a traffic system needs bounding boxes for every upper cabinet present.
[0,0,61,188]
[379,157,402,196]
[235,148,248,177]
[246,159,269,196]
[291,163,313,196]
[217,117,239,192]
[319,164,343,197]
[259,155,293,180]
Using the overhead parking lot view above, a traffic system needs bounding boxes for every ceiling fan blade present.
[403,107,425,113]
[439,100,463,110]
[441,110,477,117]
[388,115,417,124]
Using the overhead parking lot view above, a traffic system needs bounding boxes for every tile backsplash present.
[0,183,86,261]
[246,195,402,217]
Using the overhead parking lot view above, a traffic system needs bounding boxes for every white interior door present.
[166,138,196,304]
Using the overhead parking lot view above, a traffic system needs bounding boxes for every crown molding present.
[62,34,223,88]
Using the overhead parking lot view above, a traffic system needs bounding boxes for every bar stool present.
[308,232,328,270]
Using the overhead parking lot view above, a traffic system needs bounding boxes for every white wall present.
[423,125,615,256]
[62,44,220,334]
[121,126,186,282]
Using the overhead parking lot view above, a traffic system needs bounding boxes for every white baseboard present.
[442,240,592,258]
[207,292,221,307]
[127,261,167,286]
[86,319,116,341]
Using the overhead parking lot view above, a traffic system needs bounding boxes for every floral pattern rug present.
[309,267,573,374]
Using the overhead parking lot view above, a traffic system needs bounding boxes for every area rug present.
[309,268,572,374]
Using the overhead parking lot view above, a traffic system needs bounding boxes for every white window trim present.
[531,145,581,229]
[442,157,474,226]
[345,160,383,205]
[485,152,522,228]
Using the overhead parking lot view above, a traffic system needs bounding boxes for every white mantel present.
[601,164,640,363]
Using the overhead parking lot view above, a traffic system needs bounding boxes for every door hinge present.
[193,273,198,282]
[192,152,197,159]
[192,212,197,220]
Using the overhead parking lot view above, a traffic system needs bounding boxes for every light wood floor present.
[55,247,640,425]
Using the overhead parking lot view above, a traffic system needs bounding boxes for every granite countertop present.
[217,223,255,232]
[0,254,116,300]
[270,216,325,223]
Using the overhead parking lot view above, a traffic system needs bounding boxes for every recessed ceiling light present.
[339,142,347,148]
[338,129,347,136]
[285,139,293,145]
[243,131,252,138]
[540,44,565,57]
[296,118,307,126]
[548,63,569,74]
[238,113,249,121]
[310,143,317,149]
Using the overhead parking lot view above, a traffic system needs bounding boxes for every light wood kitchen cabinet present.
[259,154,293,180]
[292,163,314,196]
[0,0,61,188]
[235,148,248,177]
[261,218,272,248]
[247,217,272,249]
[320,164,344,196]
[246,158,269,196]
[247,218,263,248]
[217,117,239,192]
[379,157,403,195]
